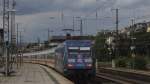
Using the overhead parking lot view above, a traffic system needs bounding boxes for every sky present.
[1,0,150,42]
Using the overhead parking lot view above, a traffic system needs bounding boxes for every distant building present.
[121,22,148,35]
[106,36,115,48]
[147,22,150,32]
[147,27,150,32]
[49,35,94,43]
[49,36,66,43]
[134,22,147,32]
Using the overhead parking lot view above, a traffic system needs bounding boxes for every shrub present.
[115,57,127,68]
[128,56,147,70]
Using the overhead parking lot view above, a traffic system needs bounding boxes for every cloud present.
[16,11,62,41]
[15,0,116,15]
[1,0,150,42]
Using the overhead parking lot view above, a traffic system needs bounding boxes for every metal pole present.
[116,9,119,36]
[16,23,19,68]
[96,11,98,31]
[111,8,119,68]
[48,28,49,41]
[115,8,119,58]
[19,31,21,66]
[3,0,10,76]
[80,19,83,36]
[131,19,136,69]
[73,16,75,35]
[2,0,6,72]
[131,19,135,34]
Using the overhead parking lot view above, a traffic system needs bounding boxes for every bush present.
[115,57,127,67]
[128,56,147,70]
[113,56,147,70]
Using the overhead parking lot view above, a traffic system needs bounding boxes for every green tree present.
[93,32,109,62]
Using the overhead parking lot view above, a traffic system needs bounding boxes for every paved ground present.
[0,63,73,84]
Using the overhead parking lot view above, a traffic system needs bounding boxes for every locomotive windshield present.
[69,52,78,58]
[68,47,91,58]
[80,52,91,58]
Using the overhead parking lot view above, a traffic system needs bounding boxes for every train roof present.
[64,40,92,47]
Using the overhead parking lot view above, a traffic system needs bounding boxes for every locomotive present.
[54,40,96,77]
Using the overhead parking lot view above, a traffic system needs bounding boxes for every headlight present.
[67,64,74,67]
[87,64,92,67]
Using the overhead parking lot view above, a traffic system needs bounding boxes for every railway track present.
[25,60,103,84]
[96,72,133,84]
[25,60,150,84]
[96,68,150,84]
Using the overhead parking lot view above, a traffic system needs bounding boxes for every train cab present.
[55,40,96,77]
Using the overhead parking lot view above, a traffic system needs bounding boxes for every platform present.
[0,63,73,84]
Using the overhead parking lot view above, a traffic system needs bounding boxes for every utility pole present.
[111,8,119,67]
[37,37,40,50]
[75,17,84,36]
[10,0,16,46]
[47,29,53,42]
[61,10,64,24]
[48,28,49,41]
[96,11,98,31]
[130,19,136,69]
[10,0,16,72]
[2,0,16,76]
[96,11,98,19]
[3,0,10,76]
[16,24,19,51]
[16,25,24,67]
[115,9,119,38]
[114,8,119,58]
[19,31,22,66]
[131,19,135,33]
[16,23,19,68]
[73,16,75,34]
[95,0,99,31]
[61,10,65,29]
[80,19,83,36]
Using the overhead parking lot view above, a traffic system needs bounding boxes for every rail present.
[96,67,150,84]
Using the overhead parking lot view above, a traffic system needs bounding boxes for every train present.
[54,40,96,78]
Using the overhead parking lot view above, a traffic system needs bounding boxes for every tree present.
[93,32,109,62]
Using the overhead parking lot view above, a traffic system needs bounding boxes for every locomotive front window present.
[68,49,78,52]
[69,52,91,58]
[80,52,91,58]
[69,52,78,58]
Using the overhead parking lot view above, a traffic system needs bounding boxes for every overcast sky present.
[1,0,150,42]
